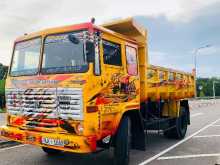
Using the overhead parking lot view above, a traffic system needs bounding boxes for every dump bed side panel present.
[146,65,195,101]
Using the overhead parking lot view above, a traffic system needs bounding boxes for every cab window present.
[126,46,138,75]
[103,40,122,66]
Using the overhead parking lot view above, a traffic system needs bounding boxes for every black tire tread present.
[114,116,131,165]
[164,107,188,139]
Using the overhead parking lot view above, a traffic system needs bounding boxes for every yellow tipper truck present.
[0,18,195,165]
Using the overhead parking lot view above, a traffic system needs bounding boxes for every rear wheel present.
[164,107,188,139]
[42,147,61,155]
[114,116,131,165]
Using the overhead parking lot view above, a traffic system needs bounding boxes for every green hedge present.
[0,80,5,95]
[197,78,220,97]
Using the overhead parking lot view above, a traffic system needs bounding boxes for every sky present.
[0,0,219,77]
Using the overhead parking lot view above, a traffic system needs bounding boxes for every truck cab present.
[2,19,143,148]
[0,18,194,165]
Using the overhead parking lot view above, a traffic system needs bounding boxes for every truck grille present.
[6,88,83,128]
[57,88,83,120]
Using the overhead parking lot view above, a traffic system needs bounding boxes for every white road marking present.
[139,118,220,165]
[210,125,220,127]
[193,134,220,138]
[158,153,220,160]
[0,144,27,152]
[191,113,204,118]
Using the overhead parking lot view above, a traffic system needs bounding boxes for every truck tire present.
[42,147,61,155]
[164,107,188,139]
[114,116,131,165]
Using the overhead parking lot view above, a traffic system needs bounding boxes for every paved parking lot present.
[141,100,220,165]
[0,100,220,165]
[147,120,220,165]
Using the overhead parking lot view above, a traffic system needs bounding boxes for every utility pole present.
[213,81,219,99]
[194,44,212,98]
[213,81,216,99]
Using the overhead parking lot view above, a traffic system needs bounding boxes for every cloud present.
[0,0,219,78]
[0,0,62,63]
[197,65,220,78]
[197,46,220,55]
[135,1,220,78]
[165,0,220,22]
[149,51,194,73]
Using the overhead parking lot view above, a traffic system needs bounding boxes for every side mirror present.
[86,41,95,63]
[68,34,80,44]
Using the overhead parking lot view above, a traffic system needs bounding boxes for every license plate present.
[41,137,65,147]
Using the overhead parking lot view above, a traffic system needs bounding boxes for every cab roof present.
[15,18,143,45]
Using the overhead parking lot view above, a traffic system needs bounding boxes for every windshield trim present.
[9,36,42,77]
[41,30,89,75]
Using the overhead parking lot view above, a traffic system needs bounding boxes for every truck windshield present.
[42,31,88,74]
[10,38,41,76]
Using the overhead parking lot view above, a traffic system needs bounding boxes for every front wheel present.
[114,116,131,165]
[164,107,188,139]
[42,147,61,155]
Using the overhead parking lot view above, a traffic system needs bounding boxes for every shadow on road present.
[39,149,114,165]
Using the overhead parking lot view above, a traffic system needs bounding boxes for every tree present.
[0,63,8,80]
[0,63,8,109]
[196,77,220,97]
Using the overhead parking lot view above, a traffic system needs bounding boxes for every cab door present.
[97,34,126,104]
[97,35,139,105]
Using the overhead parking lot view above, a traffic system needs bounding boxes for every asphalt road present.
[1,101,220,165]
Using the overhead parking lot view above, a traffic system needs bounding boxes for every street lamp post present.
[194,44,212,98]
[213,81,219,99]
[213,81,216,99]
